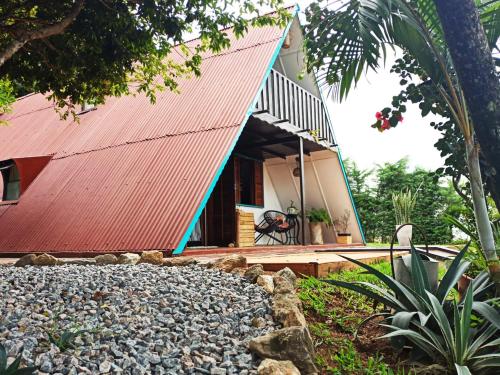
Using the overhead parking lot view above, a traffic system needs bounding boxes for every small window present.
[235,157,264,207]
[0,161,20,201]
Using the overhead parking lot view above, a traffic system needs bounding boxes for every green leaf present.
[472,301,500,329]
[335,255,423,309]
[436,243,469,302]
[0,343,7,370]
[454,364,472,375]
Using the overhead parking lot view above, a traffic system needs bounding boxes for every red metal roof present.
[0,20,287,254]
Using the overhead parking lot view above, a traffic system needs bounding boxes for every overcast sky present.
[296,1,445,172]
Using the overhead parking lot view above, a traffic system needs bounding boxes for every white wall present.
[235,163,284,244]
[265,149,364,244]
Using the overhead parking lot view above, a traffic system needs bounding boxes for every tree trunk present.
[434,0,500,212]
[465,138,500,289]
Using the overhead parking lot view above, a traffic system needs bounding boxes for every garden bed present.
[297,261,409,374]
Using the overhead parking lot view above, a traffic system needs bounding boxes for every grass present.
[297,260,413,374]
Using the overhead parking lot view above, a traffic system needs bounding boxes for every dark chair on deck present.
[255,210,297,245]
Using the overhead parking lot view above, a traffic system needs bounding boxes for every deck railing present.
[254,69,336,146]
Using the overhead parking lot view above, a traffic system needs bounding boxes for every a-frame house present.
[0,7,365,256]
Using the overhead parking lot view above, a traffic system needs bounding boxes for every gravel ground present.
[0,264,277,374]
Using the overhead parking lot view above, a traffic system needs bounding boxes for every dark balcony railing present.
[254,69,336,147]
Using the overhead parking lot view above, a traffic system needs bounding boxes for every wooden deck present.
[187,244,459,277]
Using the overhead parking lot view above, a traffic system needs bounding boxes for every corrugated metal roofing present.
[0,19,288,254]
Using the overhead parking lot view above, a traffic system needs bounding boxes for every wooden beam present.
[261,147,287,159]
[243,136,298,149]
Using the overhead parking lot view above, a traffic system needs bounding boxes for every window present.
[0,161,20,201]
[235,156,264,207]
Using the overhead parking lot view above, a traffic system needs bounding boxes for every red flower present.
[375,112,383,120]
[398,114,404,122]
[381,118,391,130]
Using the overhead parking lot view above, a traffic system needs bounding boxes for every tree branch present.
[0,0,84,67]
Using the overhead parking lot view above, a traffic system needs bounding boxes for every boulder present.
[273,293,307,328]
[14,254,37,267]
[32,253,60,266]
[273,292,303,312]
[256,275,274,294]
[276,267,297,287]
[95,254,118,265]
[139,250,164,265]
[249,326,317,374]
[244,264,264,283]
[273,275,294,294]
[257,359,301,375]
[163,257,197,267]
[212,254,247,272]
[117,253,140,265]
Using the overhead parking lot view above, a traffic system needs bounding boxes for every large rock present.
[244,264,264,282]
[212,254,247,272]
[95,254,118,265]
[32,253,60,266]
[273,292,303,312]
[14,254,37,267]
[276,267,297,287]
[249,326,317,374]
[139,250,164,265]
[256,275,274,294]
[257,359,301,375]
[273,293,307,328]
[273,275,294,294]
[163,257,197,267]
[117,253,140,265]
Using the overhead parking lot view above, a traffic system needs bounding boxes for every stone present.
[273,293,307,328]
[230,267,246,277]
[62,259,96,265]
[272,275,294,294]
[211,255,247,273]
[95,254,118,265]
[163,257,197,267]
[249,326,317,375]
[1,263,274,373]
[244,264,264,283]
[257,359,300,375]
[32,253,60,266]
[139,250,164,265]
[117,253,140,265]
[14,254,37,267]
[256,275,274,294]
[99,360,112,373]
[276,268,297,287]
[252,317,266,328]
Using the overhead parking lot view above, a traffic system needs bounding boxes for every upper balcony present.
[253,69,336,148]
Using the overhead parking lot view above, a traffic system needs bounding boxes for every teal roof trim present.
[173,6,299,255]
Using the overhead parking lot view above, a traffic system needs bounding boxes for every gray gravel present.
[0,264,278,374]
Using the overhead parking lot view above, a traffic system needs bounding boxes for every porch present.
[185,68,363,252]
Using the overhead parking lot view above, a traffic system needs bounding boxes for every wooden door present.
[204,158,236,246]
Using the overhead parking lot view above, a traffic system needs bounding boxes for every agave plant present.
[382,287,500,374]
[322,243,500,371]
[0,343,36,375]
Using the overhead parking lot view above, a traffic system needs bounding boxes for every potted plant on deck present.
[392,188,417,247]
[306,208,332,245]
[334,209,352,245]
